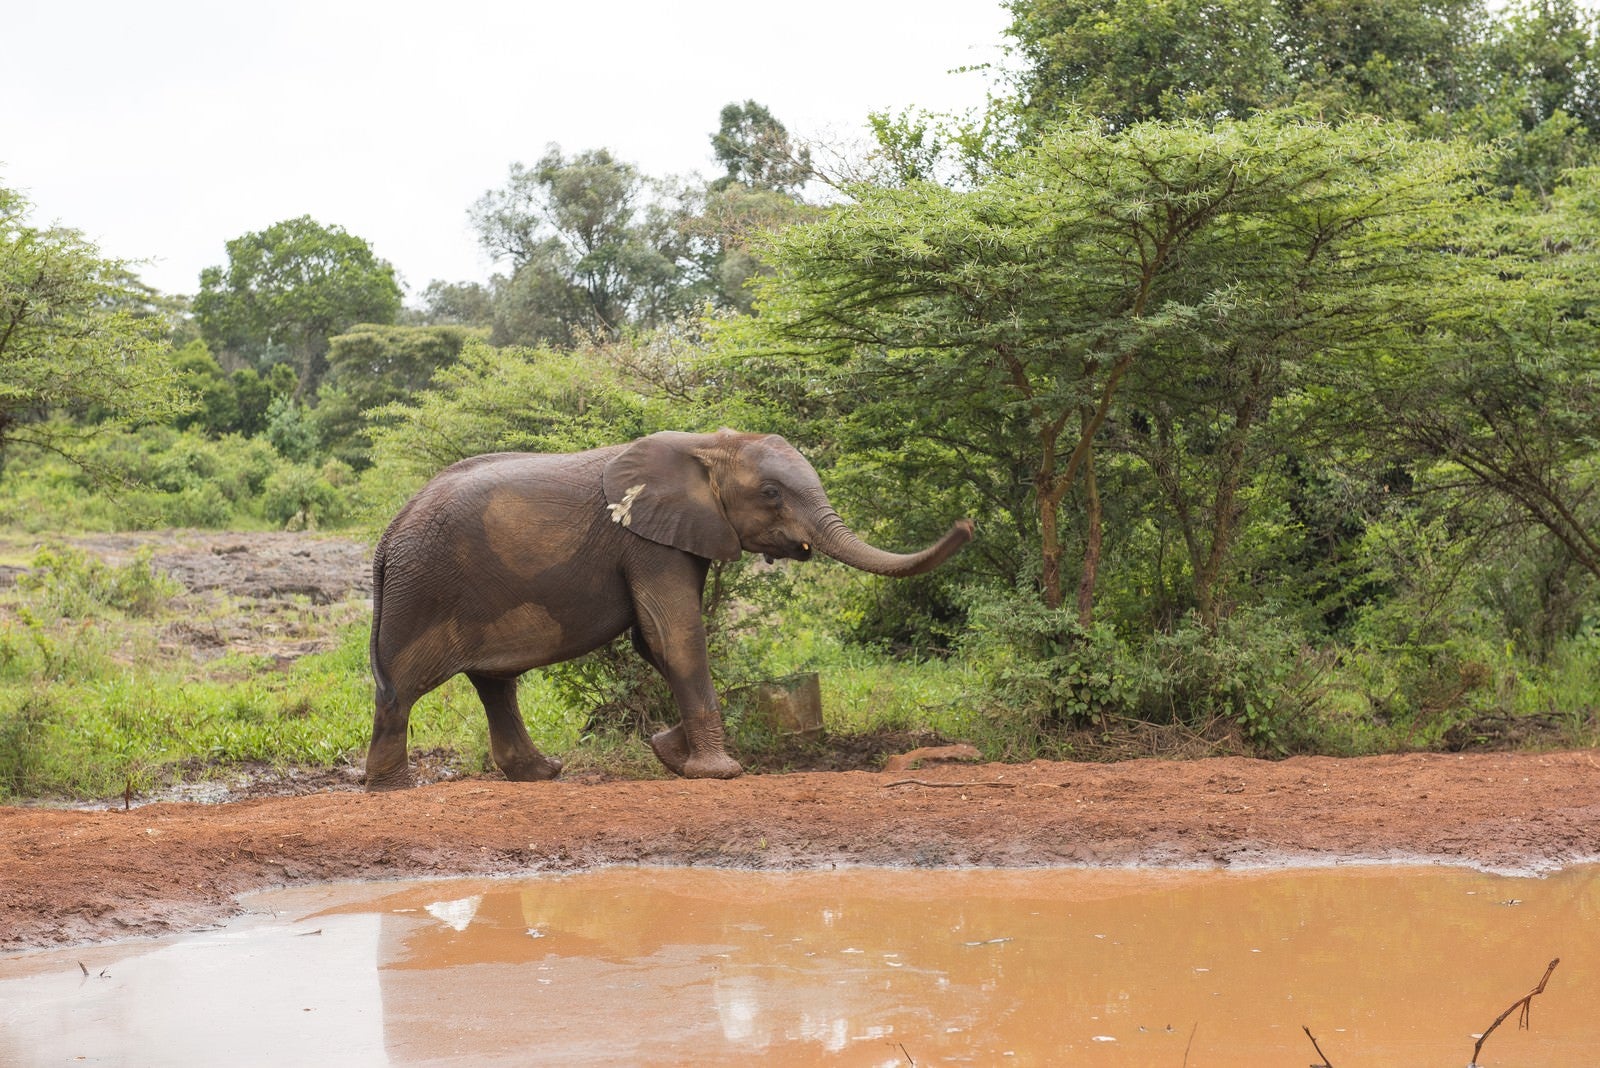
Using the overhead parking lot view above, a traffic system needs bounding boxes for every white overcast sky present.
[4,0,1009,299]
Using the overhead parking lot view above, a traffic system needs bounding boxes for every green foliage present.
[315,324,483,467]
[0,625,377,801]
[364,338,651,497]
[743,113,1480,618]
[264,395,321,463]
[193,215,402,396]
[261,459,352,530]
[1000,0,1600,191]
[15,545,181,620]
[470,146,698,345]
[1002,0,1288,130]
[547,637,674,738]
[965,597,1134,727]
[0,186,191,469]
[0,424,366,532]
[963,591,1324,751]
[410,280,495,327]
[711,100,812,193]
[171,340,239,434]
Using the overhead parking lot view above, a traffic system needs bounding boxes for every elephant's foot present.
[684,752,744,779]
[649,726,743,780]
[498,754,564,782]
[648,725,692,774]
[364,762,415,792]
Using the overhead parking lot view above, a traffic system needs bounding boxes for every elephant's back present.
[376,446,625,594]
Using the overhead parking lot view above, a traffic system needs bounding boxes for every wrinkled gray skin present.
[365,429,974,790]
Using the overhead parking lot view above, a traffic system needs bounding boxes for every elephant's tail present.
[369,534,395,707]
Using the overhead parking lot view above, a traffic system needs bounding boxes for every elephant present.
[364,429,974,790]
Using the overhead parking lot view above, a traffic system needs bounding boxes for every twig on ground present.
[1303,1025,1333,1067]
[881,779,1022,789]
[1181,1022,1197,1066]
[1470,957,1559,1066]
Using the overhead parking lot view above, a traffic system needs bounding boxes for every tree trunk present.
[1076,443,1102,627]
[1039,481,1065,610]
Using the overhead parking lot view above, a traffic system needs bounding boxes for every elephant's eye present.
[761,485,782,503]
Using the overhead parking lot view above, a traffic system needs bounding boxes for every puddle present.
[3,864,1597,1065]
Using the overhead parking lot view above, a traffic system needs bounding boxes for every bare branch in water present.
[1302,1025,1334,1066]
[1471,958,1560,1066]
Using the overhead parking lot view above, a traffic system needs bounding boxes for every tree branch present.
[1470,957,1559,1066]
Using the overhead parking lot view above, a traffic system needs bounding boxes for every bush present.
[0,693,57,799]
[15,546,182,619]
[964,593,1134,728]
[964,590,1326,752]
[260,460,352,529]
[1133,609,1324,751]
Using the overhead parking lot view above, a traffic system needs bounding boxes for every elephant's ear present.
[602,432,742,562]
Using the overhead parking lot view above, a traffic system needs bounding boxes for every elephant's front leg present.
[629,569,743,780]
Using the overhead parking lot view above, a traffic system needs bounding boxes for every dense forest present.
[4,0,1600,794]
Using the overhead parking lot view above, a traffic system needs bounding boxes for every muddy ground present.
[2,532,1598,953]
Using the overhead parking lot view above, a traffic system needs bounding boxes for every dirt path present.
[4,749,1598,951]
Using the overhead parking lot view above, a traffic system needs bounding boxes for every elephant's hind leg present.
[469,673,564,782]
[366,690,416,791]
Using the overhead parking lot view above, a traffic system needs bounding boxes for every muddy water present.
[3,864,1597,1066]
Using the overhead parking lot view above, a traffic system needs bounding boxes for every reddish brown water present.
[2,864,1595,1065]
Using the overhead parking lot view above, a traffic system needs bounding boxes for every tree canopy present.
[743,115,1487,623]
[193,215,402,397]
[0,187,189,470]
[1000,0,1600,192]
[469,146,696,345]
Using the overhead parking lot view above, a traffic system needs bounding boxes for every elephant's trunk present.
[812,508,974,577]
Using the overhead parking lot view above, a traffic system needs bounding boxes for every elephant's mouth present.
[760,540,813,564]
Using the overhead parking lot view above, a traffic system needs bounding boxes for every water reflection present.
[323,864,1600,1065]
[1,865,1597,1066]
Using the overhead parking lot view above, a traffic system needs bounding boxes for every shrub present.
[0,693,56,799]
[260,460,350,529]
[15,546,182,619]
[964,590,1326,752]
[964,593,1134,728]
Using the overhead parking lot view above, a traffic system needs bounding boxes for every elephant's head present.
[602,430,973,576]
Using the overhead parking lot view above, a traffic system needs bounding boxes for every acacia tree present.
[1348,166,1600,584]
[745,115,1476,622]
[0,187,188,470]
[312,323,482,467]
[193,215,402,397]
